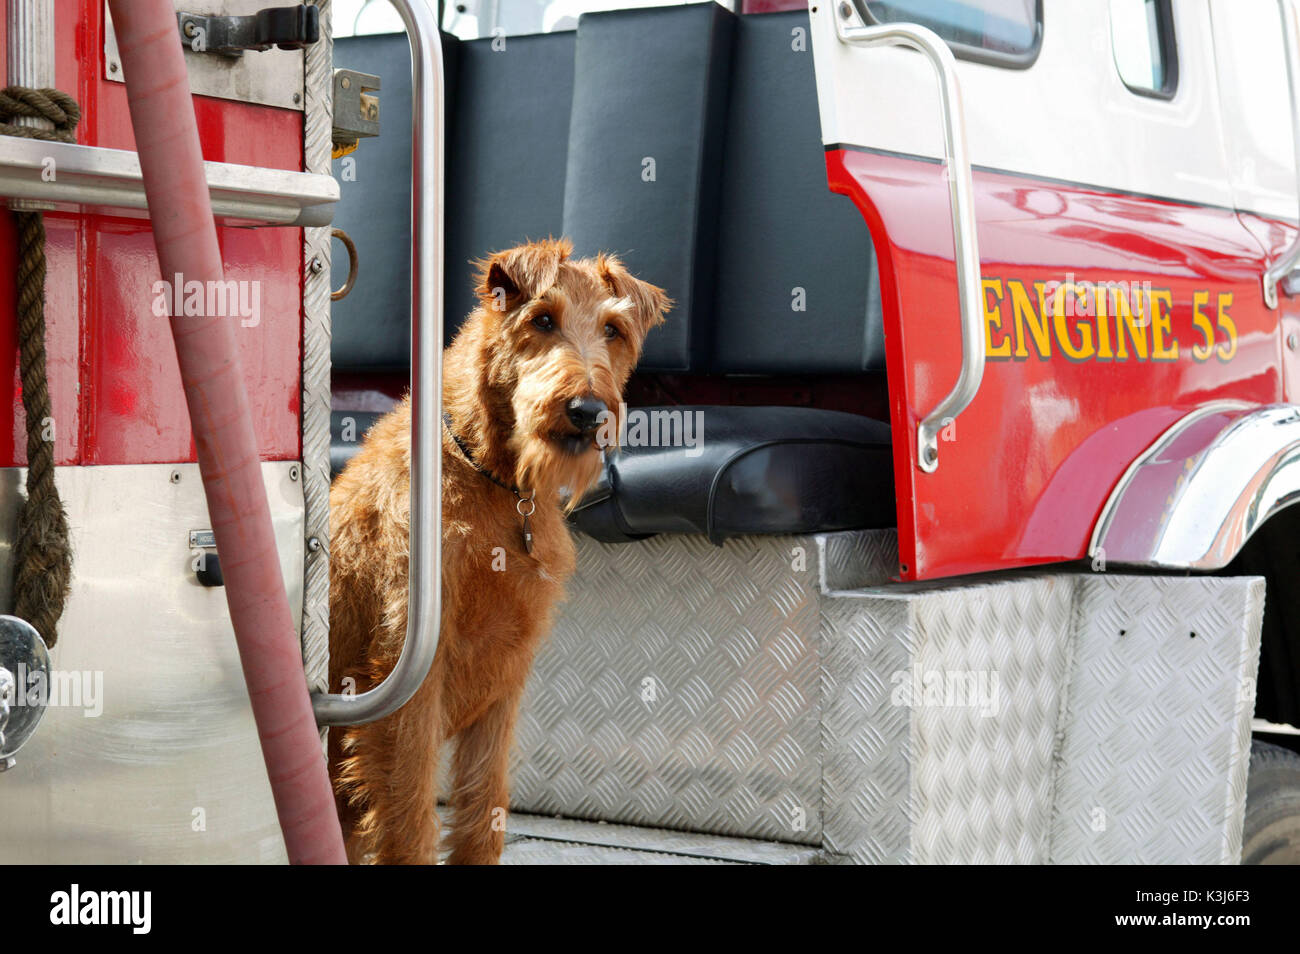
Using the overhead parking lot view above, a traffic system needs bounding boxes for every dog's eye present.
[603,323,620,340]
[532,314,555,332]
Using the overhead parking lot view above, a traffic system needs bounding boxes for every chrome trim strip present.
[311,0,442,726]
[1091,404,1300,570]
[0,137,339,226]
[834,14,984,474]
[1087,401,1250,561]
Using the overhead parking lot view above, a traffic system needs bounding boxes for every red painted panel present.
[827,147,1283,581]
[0,0,304,466]
[80,218,302,464]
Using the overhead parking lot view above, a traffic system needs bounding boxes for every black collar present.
[442,411,527,499]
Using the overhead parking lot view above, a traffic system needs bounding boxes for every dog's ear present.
[597,253,672,340]
[475,238,572,313]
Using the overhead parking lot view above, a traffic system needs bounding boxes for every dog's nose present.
[566,395,607,433]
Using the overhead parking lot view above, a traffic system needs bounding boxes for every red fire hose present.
[107,0,346,864]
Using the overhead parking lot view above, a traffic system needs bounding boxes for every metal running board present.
[499,813,823,865]
[500,530,1264,864]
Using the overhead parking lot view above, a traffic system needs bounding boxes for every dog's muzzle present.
[566,395,608,434]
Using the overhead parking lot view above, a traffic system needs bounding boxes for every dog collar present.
[442,412,536,554]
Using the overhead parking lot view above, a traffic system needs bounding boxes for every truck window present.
[1109,0,1178,98]
[857,0,1041,67]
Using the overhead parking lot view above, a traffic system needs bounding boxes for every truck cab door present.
[810,0,1285,579]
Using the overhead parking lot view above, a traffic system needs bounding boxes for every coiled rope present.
[1,85,79,648]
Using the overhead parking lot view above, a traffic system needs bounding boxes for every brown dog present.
[328,238,668,863]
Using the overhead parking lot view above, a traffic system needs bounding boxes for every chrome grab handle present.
[1264,0,1300,309]
[312,0,443,726]
[834,14,984,473]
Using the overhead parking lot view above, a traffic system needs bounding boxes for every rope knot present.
[0,86,81,143]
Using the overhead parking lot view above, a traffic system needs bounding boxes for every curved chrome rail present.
[1090,403,1300,570]
[1264,0,1300,308]
[312,0,443,726]
[834,13,984,473]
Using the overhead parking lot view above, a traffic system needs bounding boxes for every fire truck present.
[1,0,1298,864]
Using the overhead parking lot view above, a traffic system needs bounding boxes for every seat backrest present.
[444,31,577,339]
[330,30,576,368]
[330,8,882,379]
[330,31,427,371]
[562,4,735,372]
[710,10,883,373]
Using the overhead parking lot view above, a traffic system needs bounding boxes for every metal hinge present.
[177,4,320,57]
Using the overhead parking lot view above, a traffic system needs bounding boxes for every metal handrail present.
[1264,0,1300,309]
[0,137,338,226]
[312,0,443,726]
[834,14,984,473]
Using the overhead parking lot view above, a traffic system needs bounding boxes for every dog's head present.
[471,238,670,501]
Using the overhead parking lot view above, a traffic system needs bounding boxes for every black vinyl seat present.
[329,7,897,539]
[570,406,893,543]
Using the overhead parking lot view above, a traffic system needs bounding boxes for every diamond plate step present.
[503,530,1264,864]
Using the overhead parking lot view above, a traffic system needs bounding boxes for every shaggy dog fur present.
[328,239,668,863]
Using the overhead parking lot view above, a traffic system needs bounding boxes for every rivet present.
[1288,332,1298,351]
[340,76,351,90]
[289,465,300,481]
[293,92,302,104]
[838,1,852,19]
[108,61,119,74]
[170,470,181,484]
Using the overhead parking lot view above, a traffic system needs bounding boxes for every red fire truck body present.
[0,0,1296,865]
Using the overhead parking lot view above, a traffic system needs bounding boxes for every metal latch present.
[177,4,320,57]
[333,69,381,157]
[189,529,224,587]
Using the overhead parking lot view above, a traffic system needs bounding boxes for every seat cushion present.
[570,405,894,543]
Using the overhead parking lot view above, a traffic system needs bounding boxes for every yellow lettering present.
[1217,292,1237,362]
[983,278,1011,358]
[1113,286,1149,360]
[1151,290,1177,360]
[1191,290,1215,362]
[1092,284,1115,360]
[1015,281,1051,359]
[1054,283,1095,361]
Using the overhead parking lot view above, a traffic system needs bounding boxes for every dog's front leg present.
[443,688,524,864]
[338,669,445,865]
